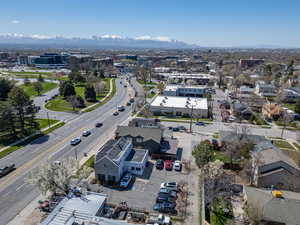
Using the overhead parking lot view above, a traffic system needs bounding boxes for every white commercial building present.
[150,95,208,118]
[156,72,213,85]
[163,84,207,97]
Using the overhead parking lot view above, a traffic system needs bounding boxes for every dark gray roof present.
[219,131,267,145]
[289,87,300,94]
[95,137,130,163]
[245,186,300,225]
[125,149,148,162]
[128,118,161,128]
[233,102,248,112]
[116,126,162,144]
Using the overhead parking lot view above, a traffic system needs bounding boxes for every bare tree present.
[26,158,93,196]
[202,160,234,211]
[94,81,106,96]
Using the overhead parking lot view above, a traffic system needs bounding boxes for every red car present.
[164,160,173,171]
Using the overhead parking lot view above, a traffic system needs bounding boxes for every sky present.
[1,0,300,47]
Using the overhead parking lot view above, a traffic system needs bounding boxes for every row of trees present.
[0,87,37,137]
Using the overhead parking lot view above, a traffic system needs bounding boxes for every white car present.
[70,137,81,145]
[120,173,133,188]
[173,160,182,171]
[160,182,178,192]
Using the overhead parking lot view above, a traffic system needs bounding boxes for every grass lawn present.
[147,92,156,99]
[83,155,95,168]
[20,82,58,98]
[212,150,231,163]
[46,79,113,113]
[0,121,65,159]
[273,140,295,150]
[283,103,296,111]
[45,96,76,112]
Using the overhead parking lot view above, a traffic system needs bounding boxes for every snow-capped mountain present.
[0,34,198,49]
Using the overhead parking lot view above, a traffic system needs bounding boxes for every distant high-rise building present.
[18,55,29,65]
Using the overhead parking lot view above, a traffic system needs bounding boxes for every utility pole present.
[189,105,194,133]
[74,148,78,160]
[47,112,51,128]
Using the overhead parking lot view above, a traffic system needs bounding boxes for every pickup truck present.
[0,164,16,178]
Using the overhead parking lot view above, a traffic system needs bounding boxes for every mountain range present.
[0,34,199,49]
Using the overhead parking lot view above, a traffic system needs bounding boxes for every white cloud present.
[101,34,123,39]
[11,20,20,24]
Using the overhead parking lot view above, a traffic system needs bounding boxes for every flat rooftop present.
[41,192,107,225]
[151,96,208,110]
[164,85,207,91]
[125,149,148,162]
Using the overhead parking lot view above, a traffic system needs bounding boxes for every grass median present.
[0,121,65,159]
[20,82,58,98]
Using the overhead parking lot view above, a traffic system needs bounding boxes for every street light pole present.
[47,112,51,128]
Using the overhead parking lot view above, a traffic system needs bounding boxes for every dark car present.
[156,196,176,203]
[95,122,103,128]
[196,122,205,126]
[172,127,179,132]
[0,164,16,178]
[153,203,176,213]
[126,102,131,106]
[156,159,164,170]
[113,111,119,116]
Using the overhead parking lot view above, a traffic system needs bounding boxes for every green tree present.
[8,87,37,135]
[157,82,165,94]
[37,74,44,82]
[0,78,14,100]
[0,101,17,137]
[192,140,213,168]
[33,82,43,96]
[68,71,85,83]
[295,99,300,114]
[59,81,76,99]
[84,84,97,102]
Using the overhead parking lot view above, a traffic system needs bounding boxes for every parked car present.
[173,161,182,171]
[156,196,176,203]
[120,173,133,188]
[228,115,236,122]
[160,182,179,191]
[70,137,81,145]
[164,160,173,170]
[126,102,131,106]
[95,122,103,127]
[82,130,91,137]
[168,126,173,130]
[0,164,16,178]
[113,111,119,116]
[129,98,135,103]
[172,127,179,132]
[159,188,177,197]
[153,203,176,213]
[195,121,205,126]
[156,159,164,170]
[177,126,186,131]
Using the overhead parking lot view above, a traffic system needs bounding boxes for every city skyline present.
[1,0,300,47]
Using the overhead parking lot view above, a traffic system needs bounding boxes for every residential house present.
[115,126,163,154]
[262,102,283,120]
[116,125,178,160]
[233,102,252,120]
[252,141,300,192]
[255,81,277,97]
[94,137,148,184]
[280,87,300,103]
[238,86,255,98]
[244,186,300,225]
[239,96,267,112]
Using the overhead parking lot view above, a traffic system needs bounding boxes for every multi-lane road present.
[0,77,141,225]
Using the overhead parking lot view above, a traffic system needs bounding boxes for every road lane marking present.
[15,183,26,192]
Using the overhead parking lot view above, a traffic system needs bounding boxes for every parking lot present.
[98,160,188,211]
